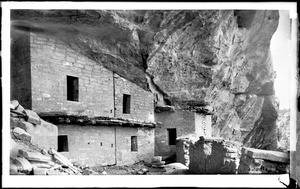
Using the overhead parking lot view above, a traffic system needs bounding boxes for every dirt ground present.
[81,161,189,175]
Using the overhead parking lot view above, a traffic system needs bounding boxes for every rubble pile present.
[238,147,290,174]
[10,100,83,175]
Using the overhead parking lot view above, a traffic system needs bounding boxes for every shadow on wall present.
[234,10,256,29]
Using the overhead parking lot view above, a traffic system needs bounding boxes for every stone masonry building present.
[154,107,212,159]
[11,31,155,166]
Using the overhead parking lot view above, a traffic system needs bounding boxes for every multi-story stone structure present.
[11,31,155,166]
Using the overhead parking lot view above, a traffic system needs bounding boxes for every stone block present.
[29,160,55,168]
[10,163,20,175]
[225,152,238,158]
[151,164,165,168]
[152,156,162,163]
[12,157,33,174]
[18,149,54,163]
[11,118,34,131]
[225,147,238,153]
[33,167,48,175]
[10,100,19,110]
[47,169,68,175]
[151,161,165,165]
[13,127,32,143]
[15,104,26,114]
[25,109,41,125]
[241,147,289,163]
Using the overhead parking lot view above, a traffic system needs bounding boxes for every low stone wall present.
[178,137,240,174]
[176,138,193,167]
[238,147,289,174]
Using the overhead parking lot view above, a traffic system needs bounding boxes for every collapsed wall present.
[238,147,290,174]
[177,137,241,174]
[177,136,290,174]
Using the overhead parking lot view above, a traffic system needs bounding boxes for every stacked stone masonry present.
[178,137,240,174]
[30,33,114,117]
[11,32,156,167]
[238,147,290,174]
[12,32,154,121]
[155,110,212,158]
[58,124,154,166]
[114,74,154,122]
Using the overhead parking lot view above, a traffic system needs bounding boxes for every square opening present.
[67,75,79,101]
[167,128,177,145]
[131,136,138,152]
[123,94,131,114]
[58,135,69,152]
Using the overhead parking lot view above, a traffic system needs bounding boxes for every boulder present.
[47,169,68,175]
[12,127,32,143]
[242,147,289,163]
[12,157,33,174]
[10,163,20,175]
[10,100,19,110]
[33,167,48,175]
[165,162,189,170]
[151,156,162,163]
[10,118,34,131]
[25,109,41,125]
[18,149,54,163]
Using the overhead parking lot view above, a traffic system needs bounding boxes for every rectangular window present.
[167,128,177,145]
[67,75,79,101]
[123,94,131,114]
[131,136,138,152]
[58,135,69,152]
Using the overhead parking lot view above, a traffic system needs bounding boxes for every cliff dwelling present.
[3,3,298,188]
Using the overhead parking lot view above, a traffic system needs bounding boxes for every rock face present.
[11,10,280,149]
[276,109,290,152]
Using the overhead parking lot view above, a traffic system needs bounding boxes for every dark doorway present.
[131,136,138,151]
[67,75,79,101]
[58,135,69,152]
[123,94,131,114]
[167,128,177,145]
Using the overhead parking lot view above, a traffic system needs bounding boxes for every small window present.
[123,94,131,114]
[167,128,177,145]
[131,136,138,152]
[58,135,68,152]
[67,75,79,101]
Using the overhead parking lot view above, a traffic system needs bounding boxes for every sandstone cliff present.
[11,10,280,150]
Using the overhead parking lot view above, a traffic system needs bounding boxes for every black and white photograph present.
[2,2,298,188]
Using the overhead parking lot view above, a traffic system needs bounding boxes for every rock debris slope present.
[11,10,280,150]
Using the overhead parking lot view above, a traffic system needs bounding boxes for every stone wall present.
[176,138,193,166]
[114,73,154,122]
[58,124,154,166]
[30,33,114,117]
[116,126,155,166]
[154,110,196,157]
[11,31,32,109]
[186,137,240,174]
[58,124,116,166]
[195,114,212,137]
[238,147,289,174]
